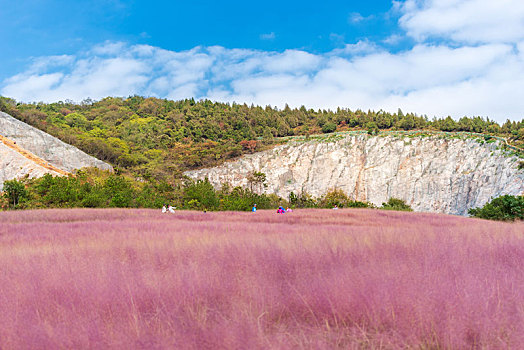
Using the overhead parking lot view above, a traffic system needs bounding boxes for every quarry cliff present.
[0,111,112,189]
[185,133,524,215]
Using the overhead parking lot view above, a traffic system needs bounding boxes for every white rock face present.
[185,134,524,215]
[1,111,112,190]
[0,142,62,189]
[0,111,112,173]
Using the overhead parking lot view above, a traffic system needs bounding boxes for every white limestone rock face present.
[0,111,112,172]
[0,142,61,190]
[185,134,524,215]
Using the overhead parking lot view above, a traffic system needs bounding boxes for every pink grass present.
[0,209,523,349]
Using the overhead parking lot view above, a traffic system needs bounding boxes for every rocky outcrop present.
[0,111,112,173]
[1,141,62,189]
[185,134,524,215]
[0,111,112,190]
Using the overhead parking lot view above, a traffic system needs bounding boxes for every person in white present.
[168,205,176,213]
[162,205,167,213]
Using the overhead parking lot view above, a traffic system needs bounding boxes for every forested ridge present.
[1,96,523,181]
[1,96,523,214]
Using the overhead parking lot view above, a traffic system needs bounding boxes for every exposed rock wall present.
[1,111,112,190]
[0,111,112,173]
[185,134,524,215]
[0,142,62,190]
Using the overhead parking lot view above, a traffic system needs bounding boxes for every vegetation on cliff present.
[0,96,521,215]
[1,96,523,183]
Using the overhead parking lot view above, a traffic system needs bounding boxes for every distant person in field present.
[332,204,339,210]
[162,205,167,213]
[168,205,176,213]
[252,204,257,212]
[277,206,286,214]
[286,207,293,212]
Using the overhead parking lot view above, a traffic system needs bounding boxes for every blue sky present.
[2,0,524,122]
[1,0,400,78]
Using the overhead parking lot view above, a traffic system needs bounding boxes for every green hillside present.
[1,96,523,213]
[1,96,523,181]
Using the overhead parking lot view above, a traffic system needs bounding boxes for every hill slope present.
[0,138,63,190]
[0,111,112,172]
[186,133,524,215]
[0,111,112,189]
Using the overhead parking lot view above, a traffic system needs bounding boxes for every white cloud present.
[382,34,403,45]
[330,40,381,56]
[399,0,524,44]
[92,41,127,56]
[348,12,374,24]
[3,40,524,122]
[260,32,276,40]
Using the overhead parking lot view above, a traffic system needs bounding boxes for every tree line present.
[4,171,522,220]
[1,171,415,213]
[0,95,522,219]
[1,96,522,184]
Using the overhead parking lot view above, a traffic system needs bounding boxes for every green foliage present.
[319,189,349,208]
[2,96,522,185]
[1,95,523,213]
[346,200,372,208]
[381,198,413,211]
[468,195,524,221]
[104,175,133,207]
[218,186,272,211]
[321,121,337,133]
[289,191,298,206]
[2,179,28,208]
[9,169,175,209]
[247,171,267,193]
[183,178,218,210]
[290,191,317,208]
[366,122,379,135]
[318,189,372,209]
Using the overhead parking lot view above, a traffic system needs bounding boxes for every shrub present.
[318,189,371,209]
[381,198,413,211]
[318,189,349,208]
[321,121,337,134]
[347,200,372,208]
[468,195,524,221]
[184,178,218,210]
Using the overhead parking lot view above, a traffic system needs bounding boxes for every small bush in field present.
[468,195,524,221]
[381,197,413,211]
[318,188,371,208]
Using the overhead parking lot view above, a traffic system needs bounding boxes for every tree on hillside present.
[2,179,28,208]
[247,171,267,194]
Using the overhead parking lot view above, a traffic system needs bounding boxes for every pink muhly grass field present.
[0,208,523,349]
